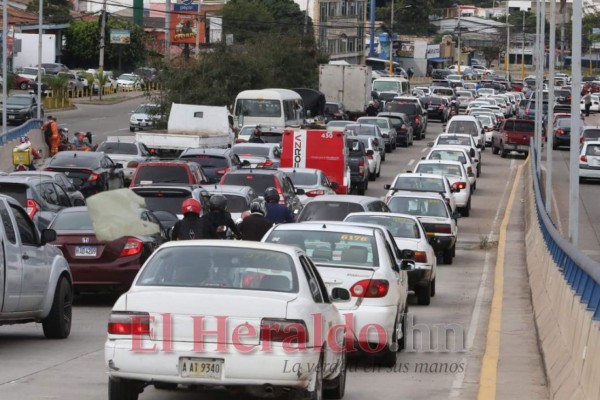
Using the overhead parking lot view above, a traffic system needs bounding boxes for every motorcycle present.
[58,128,96,152]
[12,139,41,171]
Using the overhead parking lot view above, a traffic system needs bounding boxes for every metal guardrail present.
[530,139,600,320]
[0,119,43,146]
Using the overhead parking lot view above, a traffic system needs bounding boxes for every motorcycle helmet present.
[264,187,280,203]
[209,194,228,212]
[181,198,202,215]
[250,198,267,216]
[19,135,29,143]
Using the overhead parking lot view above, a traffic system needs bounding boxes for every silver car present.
[96,137,157,183]
[279,168,338,204]
[356,116,398,152]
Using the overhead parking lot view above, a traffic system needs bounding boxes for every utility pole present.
[368,0,376,57]
[569,0,582,246]
[389,0,394,76]
[521,11,525,79]
[304,0,309,35]
[37,0,43,119]
[505,1,509,79]
[165,0,171,63]
[2,0,8,133]
[546,0,556,215]
[536,0,546,174]
[195,1,201,58]
[99,0,107,69]
[560,1,565,66]
[534,0,541,177]
[457,4,461,74]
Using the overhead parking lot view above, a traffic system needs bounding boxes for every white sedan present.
[343,212,437,306]
[383,172,457,214]
[413,160,472,216]
[263,223,414,366]
[105,241,348,400]
[424,146,478,191]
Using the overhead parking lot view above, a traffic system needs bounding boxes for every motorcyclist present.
[171,198,208,240]
[238,198,273,241]
[72,131,95,151]
[203,194,241,239]
[264,187,294,224]
[248,126,265,143]
[366,100,379,116]
[13,135,41,171]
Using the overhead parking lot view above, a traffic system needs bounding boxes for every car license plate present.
[139,122,146,127]
[179,358,223,379]
[75,246,97,257]
[517,145,530,151]
[8,115,15,119]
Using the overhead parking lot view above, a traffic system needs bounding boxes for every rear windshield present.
[415,163,463,177]
[429,150,468,164]
[180,155,228,168]
[134,190,191,215]
[502,120,535,132]
[298,201,364,222]
[446,121,479,136]
[385,104,417,115]
[97,142,137,155]
[0,183,28,206]
[287,172,318,186]
[583,129,600,139]
[586,145,600,156]
[49,155,98,168]
[134,166,189,184]
[391,177,445,192]
[344,215,420,238]
[51,211,94,230]
[345,125,377,136]
[222,194,249,213]
[232,146,270,157]
[265,230,379,267]
[388,197,449,218]
[358,118,389,129]
[324,104,340,113]
[424,97,443,105]
[222,174,274,195]
[437,136,471,146]
[136,246,298,292]
[556,119,571,128]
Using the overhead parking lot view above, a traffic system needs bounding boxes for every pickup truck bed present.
[492,119,536,157]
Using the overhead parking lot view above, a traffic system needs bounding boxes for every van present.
[280,129,350,194]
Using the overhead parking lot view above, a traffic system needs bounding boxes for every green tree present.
[27,0,72,24]
[481,45,501,68]
[63,19,148,71]
[221,0,275,44]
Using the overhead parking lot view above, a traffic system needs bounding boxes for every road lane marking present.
[408,159,414,167]
[449,158,517,399]
[421,147,428,153]
[476,159,525,400]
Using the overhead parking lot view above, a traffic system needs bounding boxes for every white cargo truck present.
[318,64,372,119]
[135,103,234,153]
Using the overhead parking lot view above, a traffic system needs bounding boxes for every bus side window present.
[284,100,295,121]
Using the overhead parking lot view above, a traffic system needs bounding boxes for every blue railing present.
[0,119,43,146]
[530,140,600,320]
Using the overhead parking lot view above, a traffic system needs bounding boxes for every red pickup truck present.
[492,119,536,158]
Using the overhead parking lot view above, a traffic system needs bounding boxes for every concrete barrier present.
[0,120,46,172]
[524,151,600,400]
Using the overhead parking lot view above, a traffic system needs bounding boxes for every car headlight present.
[130,116,137,123]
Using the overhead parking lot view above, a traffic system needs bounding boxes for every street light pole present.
[505,1,510,79]
[457,5,461,74]
[37,0,43,119]
[521,11,525,79]
[546,0,556,215]
[98,0,107,69]
[389,0,394,76]
[369,0,376,57]
[536,0,546,172]
[2,0,7,134]
[569,0,582,246]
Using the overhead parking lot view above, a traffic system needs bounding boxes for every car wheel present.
[477,166,481,178]
[153,383,177,390]
[108,377,141,400]
[19,82,28,90]
[302,357,324,400]
[369,172,376,181]
[357,185,365,195]
[398,304,408,350]
[417,282,431,305]
[323,344,346,399]
[403,140,409,148]
[42,276,73,339]
[385,144,391,153]
[443,247,454,265]
[119,176,125,188]
[431,278,436,297]
[492,143,499,155]
[461,202,471,217]
[381,152,386,162]
[500,145,508,158]
[376,165,381,178]
[129,127,135,132]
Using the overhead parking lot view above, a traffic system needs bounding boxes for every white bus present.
[233,88,304,128]
[365,57,405,76]
[372,77,411,99]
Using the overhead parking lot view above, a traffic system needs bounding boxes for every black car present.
[130,185,210,230]
[421,96,450,122]
[431,69,452,80]
[554,89,571,105]
[179,148,243,183]
[220,168,304,217]
[383,103,426,139]
[1,94,43,124]
[10,171,86,206]
[0,175,73,230]
[552,117,572,149]
[44,151,125,197]
[377,112,414,147]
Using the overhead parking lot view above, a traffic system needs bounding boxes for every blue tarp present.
[428,57,449,62]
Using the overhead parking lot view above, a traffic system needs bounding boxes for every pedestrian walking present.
[584,91,593,117]
[407,67,414,80]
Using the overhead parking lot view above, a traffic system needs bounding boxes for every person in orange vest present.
[42,116,60,156]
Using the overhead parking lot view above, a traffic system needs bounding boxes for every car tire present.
[153,383,177,390]
[386,144,391,153]
[579,177,586,184]
[398,304,408,350]
[403,140,409,148]
[369,172,376,181]
[492,143,499,155]
[379,344,397,367]
[461,198,471,217]
[443,247,454,265]
[302,356,324,400]
[477,166,481,178]
[376,165,381,178]
[119,176,125,188]
[381,152,386,162]
[129,127,135,132]
[108,377,141,400]
[500,146,508,158]
[19,82,28,90]
[42,276,73,339]
[417,282,431,305]
[323,345,346,399]
[357,185,365,195]
[431,278,436,297]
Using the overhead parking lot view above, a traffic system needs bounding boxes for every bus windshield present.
[235,99,282,117]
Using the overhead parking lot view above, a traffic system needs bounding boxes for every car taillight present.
[120,238,143,257]
[305,190,325,197]
[258,159,273,167]
[415,115,420,124]
[85,170,99,182]
[439,105,444,110]
[556,129,565,136]
[580,155,588,162]
[350,279,389,298]
[26,199,40,219]
[358,159,365,176]
[452,181,467,190]
[414,251,427,263]
[216,167,230,176]
[108,312,151,335]
[260,319,308,343]
[435,225,452,234]
[44,167,55,172]
[235,138,248,144]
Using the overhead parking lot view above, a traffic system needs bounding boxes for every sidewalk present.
[495,167,549,399]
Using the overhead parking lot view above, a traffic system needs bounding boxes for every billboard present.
[171,10,199,44]
[110,29,130,44]
[398,41,415,58]
[426,44,440,59]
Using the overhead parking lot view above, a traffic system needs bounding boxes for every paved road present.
[544,113,600,262]
[0,110,529,399]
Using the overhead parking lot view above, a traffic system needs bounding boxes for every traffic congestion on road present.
[0,68,597,400]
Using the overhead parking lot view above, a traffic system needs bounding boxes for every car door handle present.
[22,254,29,260]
